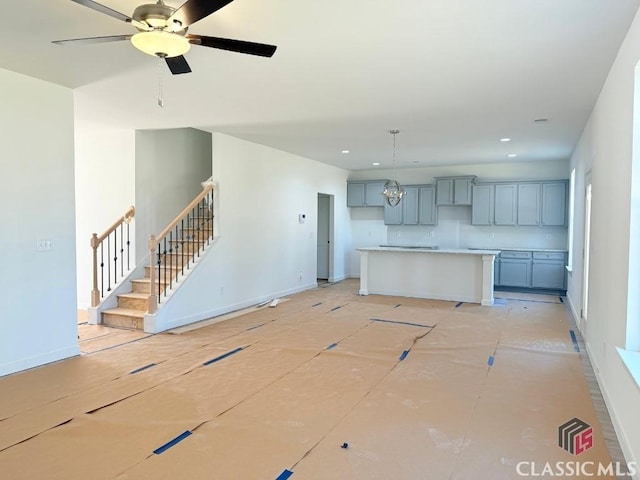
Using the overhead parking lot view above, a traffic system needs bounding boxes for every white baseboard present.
[0,345,81,378]
[147,282,318,333]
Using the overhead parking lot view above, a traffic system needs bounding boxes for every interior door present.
[317,194,330,280]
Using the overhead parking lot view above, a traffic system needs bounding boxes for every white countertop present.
[468,247,568,253]
[358,246,501,255]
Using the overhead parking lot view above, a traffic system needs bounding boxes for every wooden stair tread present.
[131,278,169,285]
[117,292,149,300]
[103,307,145,317]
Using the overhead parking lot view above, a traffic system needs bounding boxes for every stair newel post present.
[90,233,100,308]
[148,234,158,314]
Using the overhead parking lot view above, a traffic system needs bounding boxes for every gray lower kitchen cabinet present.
[471,184,494,225]
[531,262,566,289]
[542,182,567,226]
[418,185,437,225]
[494,184,517,225]
[531,251,566,289]
[402,186,420,225]
[517,183,541,226]
[499,259,531,287]
[347,181,386,207]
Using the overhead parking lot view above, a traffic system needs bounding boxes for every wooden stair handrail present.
[156,184,213,241]
[90,206,136,308]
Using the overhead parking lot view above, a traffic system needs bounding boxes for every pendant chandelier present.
[383,129,405,206]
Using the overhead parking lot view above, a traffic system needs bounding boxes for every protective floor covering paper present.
[0,280,622,479]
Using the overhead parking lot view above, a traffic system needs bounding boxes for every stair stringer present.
[143,236,219,333]
[87,260,147,325]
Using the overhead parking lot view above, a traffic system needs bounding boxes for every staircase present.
[92,182,215,331]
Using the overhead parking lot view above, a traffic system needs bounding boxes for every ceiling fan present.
[53,0,277,75]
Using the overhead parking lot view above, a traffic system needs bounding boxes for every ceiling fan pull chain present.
[157,56,164,108]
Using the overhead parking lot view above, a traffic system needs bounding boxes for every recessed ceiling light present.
[341,150,350,154]
[500,138,511,142]
[372,162,380,166]
[534,118,549,123]
[507,154,517,158]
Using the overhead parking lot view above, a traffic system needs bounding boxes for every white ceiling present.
[1,0,639,170]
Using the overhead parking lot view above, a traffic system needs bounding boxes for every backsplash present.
[386,206,568,250]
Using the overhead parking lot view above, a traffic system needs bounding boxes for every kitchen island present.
[357,247,500,306]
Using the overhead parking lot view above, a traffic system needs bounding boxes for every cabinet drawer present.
[500,251,532,259]
[532,251,565,261]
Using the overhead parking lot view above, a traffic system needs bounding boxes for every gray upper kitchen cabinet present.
[541,182,567,226]
[471,184,494,225]
[517,183,541,226]
[494,184,517,225]
[384,200,403,225]
[402,186,420,225]
[418,185,437,225]
[435,176,475,205]
[347,181,386,207]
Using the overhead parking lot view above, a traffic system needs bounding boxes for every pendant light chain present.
[383,129,405,206]
[157,56,165,108]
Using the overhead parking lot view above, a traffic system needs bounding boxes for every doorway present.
[317,194,333,281]
[582,182,592,323]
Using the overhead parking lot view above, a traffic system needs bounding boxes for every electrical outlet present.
[220,286,224,296]
[428,231,435,238]
[298,272,303,280]
[37,239,52,251]
[489,232,495,239]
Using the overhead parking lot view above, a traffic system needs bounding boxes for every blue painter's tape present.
[129,363,156,375]
[370,318,433,328]
[312,302,323,307]
[246,323,266,331]
[276,469,294,480]
[488,355,494,366]
[331,305,343,312]
[399,350,410,361]
[455,302,464,308]
[559,297,564,303]
[394,304,402,308]
[153,430,192,455]
[326,343,338,350]
[569,330,580,352]
[203,347,243,366]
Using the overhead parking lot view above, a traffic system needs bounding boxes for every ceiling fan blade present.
[187,35,277,57]
[52,34,132,46]
[70,0,131,23]
[169,0,234,28]
[165,56,192,75]
[70,0,150,30]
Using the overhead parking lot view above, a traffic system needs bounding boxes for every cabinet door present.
[453,178,473,205]
[531,261,565,289]
[499,259,531,287]
[494,184,517,225]
[471,185,494,225]
[517,183,541,226]
[347,183,365,207]
[418,186,437,225]
[541,182,567,226]
[436,178,453,205]
[494,258,501,286]
[365,182,386,207]
[402,186,419,225]
[384,202,403,225]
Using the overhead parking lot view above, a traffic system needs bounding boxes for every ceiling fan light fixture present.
[131,30,190,58]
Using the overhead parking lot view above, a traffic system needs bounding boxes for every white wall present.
[151,133,351,331]
[567,8,640,471]
[348,160,570,275]
[0,68,79,376]
[74,128,136,309]
[135,128,212,263]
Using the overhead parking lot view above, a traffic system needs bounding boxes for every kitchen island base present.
[358,248,499,306]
